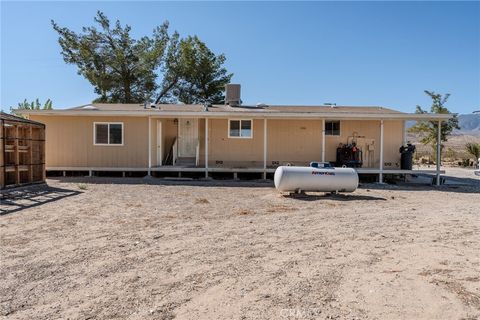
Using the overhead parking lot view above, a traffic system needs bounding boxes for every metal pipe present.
[436,120,442,186]
[379,120,384,183]
[205,118,209,178]
[263,118,267,179]
[147,116,151,176]
[321,119,326,162]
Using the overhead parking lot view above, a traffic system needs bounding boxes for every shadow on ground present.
[360,176,480,194]
[47,176,275,188]
[0,184,82,215]
[439,174,480,187]
[46,174,480,194]
[284,193,387,201]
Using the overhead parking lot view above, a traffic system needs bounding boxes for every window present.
[229,119,252,138]
[325,121,340,136]
[94,122,123,145]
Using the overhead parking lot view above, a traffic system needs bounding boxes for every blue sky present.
[1,1,479,113]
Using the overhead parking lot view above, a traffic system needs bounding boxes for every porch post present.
[379,119,384,183]
[321,119,326,162]
[205,118,209,178]
[263,118,267,179]
[147,116,152,176]
[436,120,442,186]
[403,120,407,146]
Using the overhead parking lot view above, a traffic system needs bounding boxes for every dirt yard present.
[1,177,479,320]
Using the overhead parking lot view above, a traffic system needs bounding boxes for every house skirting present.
[46,166,445,182]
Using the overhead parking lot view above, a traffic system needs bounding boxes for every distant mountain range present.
[405,113,480,158]
[407,113,480,137]
[454,113,480,136]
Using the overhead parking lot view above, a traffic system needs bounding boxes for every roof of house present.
[68,103,403,113]
[0,111,45,126]
[14,103,454,120]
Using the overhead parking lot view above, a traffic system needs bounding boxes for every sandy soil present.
[414,166,480,181]
[1,177,479,320]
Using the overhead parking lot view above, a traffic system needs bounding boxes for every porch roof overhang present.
[16,109,454,121]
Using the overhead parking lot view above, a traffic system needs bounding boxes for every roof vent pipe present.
[144,102,156,109]
[81,105,98,110]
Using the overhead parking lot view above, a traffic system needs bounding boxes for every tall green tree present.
[12,98,53,111]
[52,12,233,105]
[409,91,459,162]
[52,11,170,103]
[171,36,233,104]
[155,31,183,103]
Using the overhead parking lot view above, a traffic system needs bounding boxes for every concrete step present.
[175,157,196,166]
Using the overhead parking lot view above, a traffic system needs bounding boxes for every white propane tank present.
[274,166,359,193]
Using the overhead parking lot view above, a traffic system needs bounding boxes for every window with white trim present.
[325,121,340,136]
[229,119,252,138]
[94,123,123,145]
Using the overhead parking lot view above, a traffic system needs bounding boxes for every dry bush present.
[430,279,480,309]
[237,209,255,215]
[266,204,296,213]
[77,183,88,190]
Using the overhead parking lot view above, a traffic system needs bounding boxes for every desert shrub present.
[459,159,471,167]
[465,143,480,165]
[77,183,88,190]
[445,147,456,160]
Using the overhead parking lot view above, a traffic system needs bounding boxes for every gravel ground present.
[1,176,479,320]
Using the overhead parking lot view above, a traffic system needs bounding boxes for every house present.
[16,85,452,184]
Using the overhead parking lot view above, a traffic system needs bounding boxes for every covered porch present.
[147,114,449,185]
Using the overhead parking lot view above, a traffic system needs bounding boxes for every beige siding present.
[30,115,149,168]
[267,119,322,166]
[203,119,402,168]
[323,120,403,169]
[206,119,264,167]
[30,115,403,170]
[325,120,380,167]
[382,120,404,168]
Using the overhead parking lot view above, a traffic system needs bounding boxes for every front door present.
[178,118,198,157]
